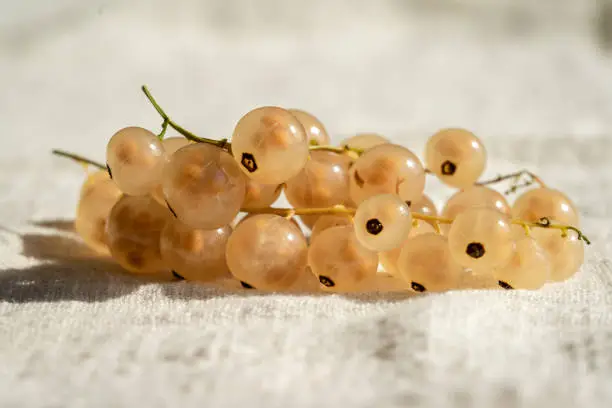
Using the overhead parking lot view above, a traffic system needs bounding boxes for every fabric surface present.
[2,1,612,407]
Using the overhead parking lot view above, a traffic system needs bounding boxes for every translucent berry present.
[310,214,353,242]
[333,272,411,293]
[106,195,170,274]
[162,143,245,229]
[512,188,579,226]
[397,233,463,293]
[348,144,425,205]
[225,214,308,290]
[354,194,412,251]
[286,267,322,293]
[151,137,191,207]
[340,133,389,152]
[308,225,378,292]
[75,175,122,255]
[367,272,412,292]
[231,106,308,184]
[242,179,283,210]
[162,136,190,155]
[532,228,584,282]
[444,186,509,218]
[493,234,551,290]
[441,186,510,233]
[288,109,330,146]
[457,271,500,290]
[106,127,166,196]
[411,194,438,218]
[285,150,351,227]
[448,208,514,272]
[80,170,112,198]
[236,213,303,234]
[160,218,232,282]
[379,221,436,276]
[425,128,486,188]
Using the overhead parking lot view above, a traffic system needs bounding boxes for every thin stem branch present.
[245,206,590,245]
[308,145,351,154]
[476,169,548,192]
[512,218,591,245]
[52,149,105,170]
[141,85,229,149]
[157,119,169,140]
[245,205,356,217]
[142,86,367,157]
[413,213,453,224]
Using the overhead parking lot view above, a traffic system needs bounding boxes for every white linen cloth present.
[1,1,612,407]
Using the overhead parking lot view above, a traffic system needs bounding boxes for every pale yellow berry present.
[75,176,122,255]
[151,137,191,207]
[353,194,412,252]
[162,144,245,229]
[493,234,551,290]
[80,170,111,198]
[441,186,510,234]
[308,225,378,292]
[425,128,486,189]
[349,144,425,205]
[532,228,585,282]
[310,214,353,242]
[448,208,514,272]
[225,214,308,290]
[106,195,170,274]
[242,179,283,210]
[162,137,190,155]
[397,233,463,292]
[231,107,308,184]
[379,221,436,276]
[512,188,580,226]
[286,267,322,293]
[340,133,389,152]
[106,127,166,196]
[160,218,232,282]
[411,194,438,218]
[288,109,330,146]
[285,150,351,228]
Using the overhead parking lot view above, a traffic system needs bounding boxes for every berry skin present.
[447,208,514,273]
[425,128,486,188]
[231,107,309,184]
[353,194,412,252]
[106,127,166,196]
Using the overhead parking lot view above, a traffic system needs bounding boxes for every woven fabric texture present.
[2,1,612,407]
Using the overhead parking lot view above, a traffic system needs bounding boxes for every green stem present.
[157,119,169,140]
[141,85,229,149]
[52,149,105,170]
[476,169,547,191]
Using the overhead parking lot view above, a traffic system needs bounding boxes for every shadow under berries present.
[0,223,151,303]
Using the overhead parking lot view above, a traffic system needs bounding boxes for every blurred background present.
[1,0,612,161]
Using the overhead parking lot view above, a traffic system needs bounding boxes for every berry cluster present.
[56,86,590,294]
